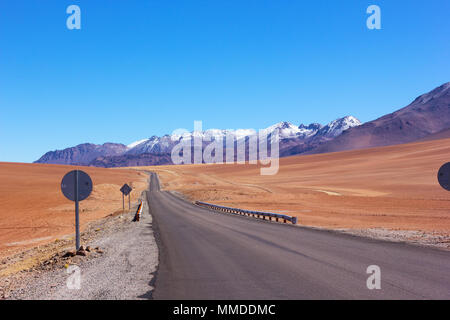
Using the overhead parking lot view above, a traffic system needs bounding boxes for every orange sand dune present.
[139,138,450,233]
[0,163,148,257]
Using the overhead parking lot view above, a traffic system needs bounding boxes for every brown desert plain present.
[1,137,450,261]
[137,137,450,237]
[0,163,148,259]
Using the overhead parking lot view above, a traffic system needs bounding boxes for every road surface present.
[147,173,450,299]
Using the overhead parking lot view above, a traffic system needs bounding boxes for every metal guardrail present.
[195,201,298,225]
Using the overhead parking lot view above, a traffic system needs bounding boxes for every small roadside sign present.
[61,170,93,201]
[120,183,132,210]
[120,184,132,196]
[438,162,450,191]
[61,170,93,250]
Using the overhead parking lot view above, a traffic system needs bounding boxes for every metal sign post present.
[75,171,80,249]
[61,170,93,251]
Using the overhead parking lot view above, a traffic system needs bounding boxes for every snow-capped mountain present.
[260,121,321,139]
[127,138,150,149]
[298,123,323,136]
[35,116,361,167]
[316,116,361,138]
[126,135,175,155]
[124,118,349,156]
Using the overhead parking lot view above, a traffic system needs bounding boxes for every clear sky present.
[0,0,449,163]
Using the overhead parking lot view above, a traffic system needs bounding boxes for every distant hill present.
[309,82,450,154]
[35,143,128,166]
[416,128,450,142]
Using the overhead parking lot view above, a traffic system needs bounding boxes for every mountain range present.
[35,82,450,168]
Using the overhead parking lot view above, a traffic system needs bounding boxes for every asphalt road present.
[147,173,450,299]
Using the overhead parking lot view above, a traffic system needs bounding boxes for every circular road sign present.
[61,170,93,201]
[438,162,450,191]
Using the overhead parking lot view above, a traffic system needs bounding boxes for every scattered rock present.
[63,251,76,258]
[85,246,91,252]
[76,249,87,256]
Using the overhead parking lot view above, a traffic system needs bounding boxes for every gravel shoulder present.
[2,192,158,300]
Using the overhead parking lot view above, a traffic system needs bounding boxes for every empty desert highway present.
[146,173,450,299]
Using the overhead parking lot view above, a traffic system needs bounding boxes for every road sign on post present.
[438,162,450,191]
[120,183,132,210]
[61,170,93,251]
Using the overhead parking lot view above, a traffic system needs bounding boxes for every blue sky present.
[0,0,449,163]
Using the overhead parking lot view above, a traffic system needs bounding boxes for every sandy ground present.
[0,162,149,260]
[135,138,450,241]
